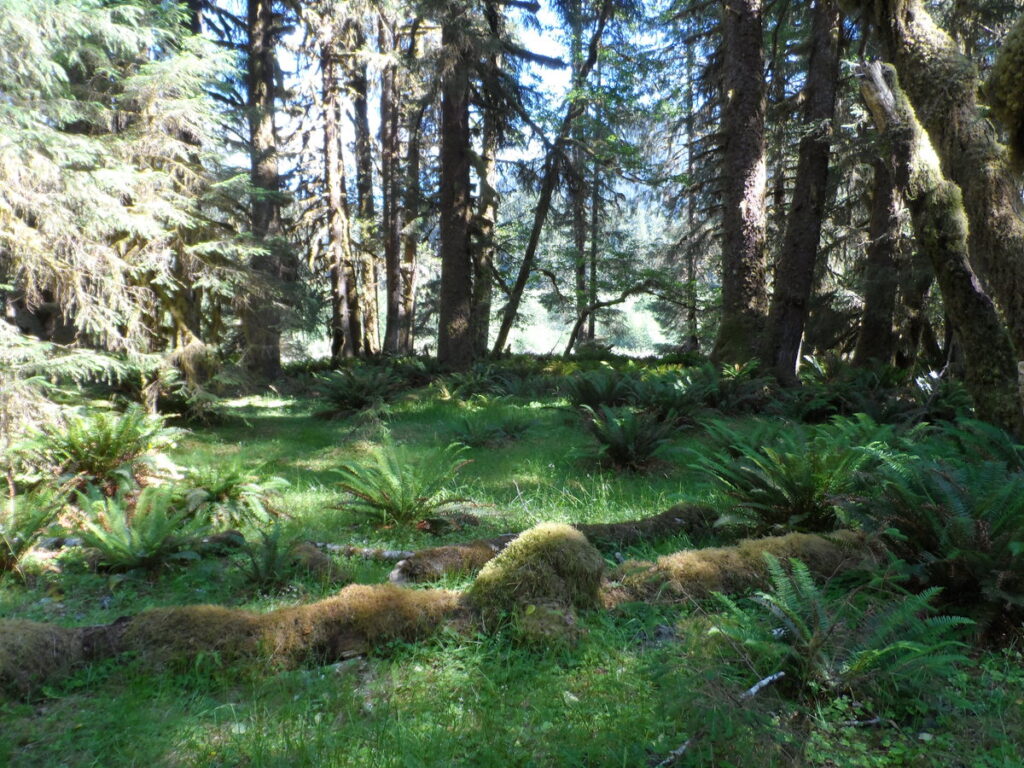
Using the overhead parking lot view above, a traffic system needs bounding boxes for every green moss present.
[0,619,84,698]
[467,523,605,618]
[986,14,1024,169]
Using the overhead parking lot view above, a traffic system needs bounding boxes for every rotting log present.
[609,530,878,604]
[1,584,461,699]
[388,505,714,584]
[1,522,877,699]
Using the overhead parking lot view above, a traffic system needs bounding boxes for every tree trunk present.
[858,61,1022,434]
[490,0,612,355]
[242,0,285,379]
[322,37,355,364]
[380,18,403,356]
[853,159,902,367]
[437,24,475,369]
[893,248,932,370]
[854,0,1024,364]
[762,0,841,383]
[472,111,499,358]
[712,0,769,365]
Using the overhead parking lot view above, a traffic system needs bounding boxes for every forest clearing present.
[4,0,1024,764]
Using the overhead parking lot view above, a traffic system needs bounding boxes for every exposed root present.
[611,530,876,604]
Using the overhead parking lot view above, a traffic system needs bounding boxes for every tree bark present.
[242,0,285,379]
[853,159,902,367]
[322,36,355,364]
[712,0,769,365]
[437,23,475,368]
[853,0,1024,364]
[472,110,499,358]
[380,18,403,356]
[762,0,841,383]
[857,61,1022,435]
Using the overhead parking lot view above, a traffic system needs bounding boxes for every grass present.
[1,383,1022,767]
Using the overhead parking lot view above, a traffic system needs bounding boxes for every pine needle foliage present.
[333,437,472,526]
[710,554,972,708]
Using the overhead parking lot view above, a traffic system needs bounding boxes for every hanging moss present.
[467,523,605,619]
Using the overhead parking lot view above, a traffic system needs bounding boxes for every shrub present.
[315,367,404,417]
[77,486,205,572]
[709,554,971,709]
[18,404,180,490]
[582,405,675,471]
[334,437,471,526]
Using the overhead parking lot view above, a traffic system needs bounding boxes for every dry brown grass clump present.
[616,530,873,602]
[467,523,605,618]
[0,619,85,697]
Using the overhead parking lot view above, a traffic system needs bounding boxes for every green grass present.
[2,384,1022,767]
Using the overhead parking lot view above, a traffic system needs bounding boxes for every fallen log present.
[610,529,878,604]
[388,504,713,584]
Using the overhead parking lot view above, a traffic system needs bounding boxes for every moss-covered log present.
[613,530,876,603]
[1,584,461,698]
[856,61,1022,434]
[388,505,713,584]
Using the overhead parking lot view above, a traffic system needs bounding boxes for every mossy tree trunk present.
[853,159,903,367]
[762,0,842,383]
[852,0,1024,366]
[712,0,769,365]
[857,62,1022,435]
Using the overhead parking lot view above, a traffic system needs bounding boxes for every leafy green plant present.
[629,369,713,423]
[315,367,404,417]
[18,404,180,490]
[875,458,1024,620]
[77,487,204,572]
[581,405,675,471]
[181,462,289,527]
[563,369,635,409]
[698,425,872,533]
[334,437,471,525]
[710,554,971,708]
[240,524,295,590]
[1,491,60,576]
[450,410,534,447]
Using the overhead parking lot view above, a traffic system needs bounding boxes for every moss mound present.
[618,530,871,601]
[0,620,84,697]
[468,523,605,617]
[389,535,516,583]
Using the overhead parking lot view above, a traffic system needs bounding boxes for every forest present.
[3,0,1024,765]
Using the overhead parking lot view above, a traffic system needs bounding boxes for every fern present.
[315,367,405,417]
[77,486,204,572]
[581,405,675,471]
[564,370,635,409]
[334,437,471,526]
[18,404,181,490]
[181,462,288,528]
[0,491,61,577]
[710,554,971,708]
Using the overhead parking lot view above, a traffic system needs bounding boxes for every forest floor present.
[2,376,1023,767]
